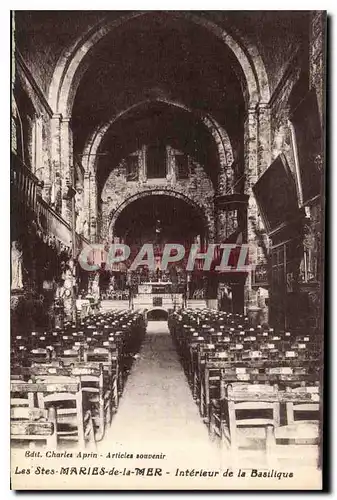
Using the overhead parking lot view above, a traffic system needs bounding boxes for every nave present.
[11,308,322,473]
[98,320,217,461]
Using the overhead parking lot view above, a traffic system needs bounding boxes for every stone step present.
[186,299,208,309]
[100,300,130,312]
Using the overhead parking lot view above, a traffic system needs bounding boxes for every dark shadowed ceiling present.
[114,194,205,245]
[71,12,246,184]
[95,101,220,190]
[15,11,311,190]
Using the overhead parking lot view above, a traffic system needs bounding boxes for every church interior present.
[11,11,325,474]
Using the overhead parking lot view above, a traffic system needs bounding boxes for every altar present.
[138,282,173,295]
[134,282,183,311]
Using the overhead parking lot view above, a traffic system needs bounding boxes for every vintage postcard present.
[10,10,325,490]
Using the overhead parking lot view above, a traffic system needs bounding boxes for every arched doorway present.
[113,193,208,247]
[100,192,210,307]
[147,309,169,321]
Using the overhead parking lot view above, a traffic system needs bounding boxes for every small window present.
[175,154,189,179]
[147,144,167,179]
[126,155,139,181]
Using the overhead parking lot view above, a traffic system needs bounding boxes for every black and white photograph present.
[9,10,326,490]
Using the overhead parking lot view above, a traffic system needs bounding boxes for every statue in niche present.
[272,124,292,162]
[91,272,100,301]
[11,241,24,291]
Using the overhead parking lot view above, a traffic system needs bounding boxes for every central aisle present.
[96,320,321,489]
[99,320,220,466]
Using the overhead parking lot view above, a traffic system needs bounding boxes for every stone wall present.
[15,58,54,205]
[309,11,325,123]
[100,150,215,242]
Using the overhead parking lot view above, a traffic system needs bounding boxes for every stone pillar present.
[215,205,228,242]
[256,103,272,322]
[309,12,325,123]
[89,176,98,243]
[50,114,62,213]
[37,117,52,204]
[83,171,91,240]
[243,102,272,317]
[258,104,272,176]
[244,105,259,314]
[60,117,72,224]
[215,203,238,242]
[166,146,176,186]
[139,145,147,183]
[217,168,228,196]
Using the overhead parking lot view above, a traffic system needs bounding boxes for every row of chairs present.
[169,308,322,459]
[11,309,146,449]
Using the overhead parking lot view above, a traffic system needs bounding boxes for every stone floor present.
[99,321,219,467]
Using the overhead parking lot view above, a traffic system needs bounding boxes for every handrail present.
[37,196,71,231]
[11,153,40,184]
[37,196,89,251]
[12,153,90,252]
[11,153,39,214]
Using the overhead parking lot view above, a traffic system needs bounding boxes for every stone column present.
[60,117,72,224]
[139,145,147,183]
[83,171,91,240]
[256,103,272,322]
[217,167,228,197]
[215,205,228,242]
[166,146,176,186]
[50,114,62,213]
[309,12,325,123]
[243,101,272,317]
[89,176,98,243]
[258,103,272,176]
[244,105,259,314]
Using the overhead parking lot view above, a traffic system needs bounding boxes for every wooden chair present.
[11,406,57,449]
[35,379,96,448]
[208,366,264,444]
[200,353,228,421]
[33,363,112,441]
[72,364,112,441]
[57,347,83,366]
[83,347,119,410]
[271,386,320,448]
[11,379,36,408]
[11,381,57,449]
[193,343,215,404]
[225,383,280,451]
[28,348,51,364]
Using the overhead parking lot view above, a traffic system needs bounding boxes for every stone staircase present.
[100,300,130,312]
[133,294,183,311]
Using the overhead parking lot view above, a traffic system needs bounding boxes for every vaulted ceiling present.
[15,10,311,190]
[71,12,246,186]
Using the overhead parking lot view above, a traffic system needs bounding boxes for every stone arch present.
[146,309,169,321]
[82,98,234,177]
[48,11,270,117]
[108,188,211,242]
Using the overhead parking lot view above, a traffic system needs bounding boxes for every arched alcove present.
[147,309,169,321]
